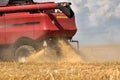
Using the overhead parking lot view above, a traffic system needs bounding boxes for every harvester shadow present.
[0,45,15,62]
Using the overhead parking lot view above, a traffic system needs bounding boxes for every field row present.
[0,62,120,80]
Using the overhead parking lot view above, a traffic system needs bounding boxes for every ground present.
[0,62,120,80]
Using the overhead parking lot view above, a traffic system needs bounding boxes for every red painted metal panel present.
[0,3,57,13]
[0,16,6,44]
[33,13,77,39]
[0,12,76,45]
[46,13,77,38]
[5,12,34,44]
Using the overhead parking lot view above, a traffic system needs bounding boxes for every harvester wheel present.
[14,45,36,62]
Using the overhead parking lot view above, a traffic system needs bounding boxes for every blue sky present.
[34,0,120,46]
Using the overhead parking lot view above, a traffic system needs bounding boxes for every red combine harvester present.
[0,0,78,61]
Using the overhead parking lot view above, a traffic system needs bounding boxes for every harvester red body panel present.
[0,3,57,12]
[0,1,77,45]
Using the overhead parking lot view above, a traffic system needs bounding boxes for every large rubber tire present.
[14,45,36,62]
[12,38,38,62]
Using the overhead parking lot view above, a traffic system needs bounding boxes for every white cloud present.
[85,0,120,27]
[114,4,120,18]
[84,0,120,21]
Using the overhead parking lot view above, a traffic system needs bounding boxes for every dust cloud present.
[26,39,82,63]
[79,45,120,62]
[13,44,120,63]
[57,39,82,62]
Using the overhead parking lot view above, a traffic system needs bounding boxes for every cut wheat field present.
[0,62,120,80]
